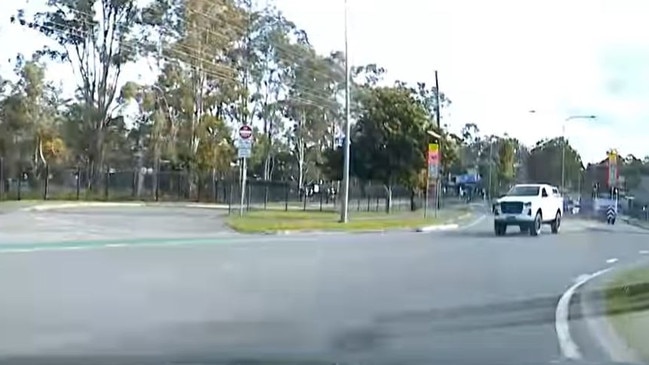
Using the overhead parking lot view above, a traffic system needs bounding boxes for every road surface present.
[0,206,647,364]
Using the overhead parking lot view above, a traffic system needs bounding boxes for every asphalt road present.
[0,206,648,364]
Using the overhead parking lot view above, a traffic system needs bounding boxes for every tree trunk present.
[410,189,416,211]
[91,130,106,191]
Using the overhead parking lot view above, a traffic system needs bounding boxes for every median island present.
[225,209,467,233]
[605,267,649,361]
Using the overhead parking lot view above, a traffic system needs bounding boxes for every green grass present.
[225,209,464,233]
[605,267,649,361]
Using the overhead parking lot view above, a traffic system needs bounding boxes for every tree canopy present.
[1,0,645,207]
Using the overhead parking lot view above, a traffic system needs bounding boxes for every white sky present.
[1,0,648,163]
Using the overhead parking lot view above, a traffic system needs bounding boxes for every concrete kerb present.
[414,208,481,233]
[266,229,405,236]
[23,202,147,211]
[623,217,649,230]
[20,201,235,212]
[415,224,459,233]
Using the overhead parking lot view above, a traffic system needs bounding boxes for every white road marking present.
[640,250,649,255]
[606,258,618,264]
[460,214,486,230]
[58,246,86,251]
[573,274,590,284]
[0,249,39,254]
[556,268,612,360]
[0,235,324,255]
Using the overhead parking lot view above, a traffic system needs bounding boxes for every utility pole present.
[339,0,352,223]
[488,141,493,199]
[434,70,441,214]
[239,1,253,217]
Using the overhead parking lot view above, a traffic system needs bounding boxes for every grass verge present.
[605,267,649,361]
[225,209,466,233]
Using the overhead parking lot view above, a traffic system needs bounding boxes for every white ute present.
[493,184,563,236]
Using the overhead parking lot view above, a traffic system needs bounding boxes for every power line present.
[53,4,347,90]
[15,16,338,110]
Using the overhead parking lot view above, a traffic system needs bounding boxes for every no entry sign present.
[239,125,253,140]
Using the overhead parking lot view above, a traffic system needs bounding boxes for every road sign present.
[428,143,440,165]
[607,150,618,187]
[427,143,440,179]
[237,146,251,159]
[606,206,616,217]
[237,139,252,159]
[239,125,253,140]
[606,205,616,224]
[428,164,439,178]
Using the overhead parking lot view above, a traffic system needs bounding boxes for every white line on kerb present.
[555,268,612,360]
[460,214,486,230]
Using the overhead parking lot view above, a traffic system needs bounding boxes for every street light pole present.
[529,111,595,191]
[561,122,566,190]
[339,0,352,223]
[561,115,596,192]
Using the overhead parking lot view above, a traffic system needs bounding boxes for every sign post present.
[237,125,253,217]
[607,149,618,189]
[425,143,440,218]
[606,149,619,222]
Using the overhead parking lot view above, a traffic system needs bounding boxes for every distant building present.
[584,154,625,195]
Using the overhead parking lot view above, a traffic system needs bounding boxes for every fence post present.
[43,164,49,200]
[17,170,23,201]
[228,180,233,215]
[284,182,289,211]
[154,169,160,202]
[131,170,137,198]
[263,184,269,210]
[104,166,109,200]
[0,157,4,200]
[303,189,307,211]
[212,175,217,203]
[75,167,81,200]
[196,173,202,203]
[246,182,251,210]
[319,190,323,211]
